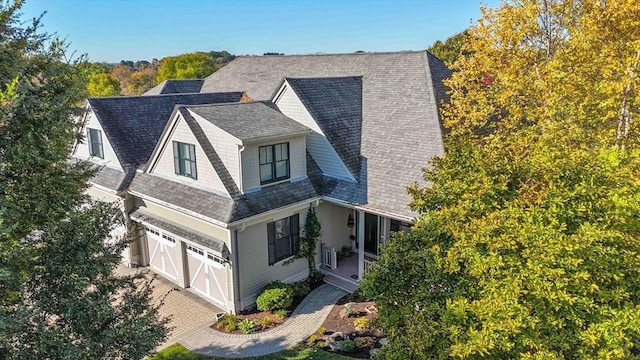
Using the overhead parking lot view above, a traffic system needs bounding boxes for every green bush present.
[238,319,259,334]
[338,340,357,353]
[256,284,293,312]
[355,336,376,350]
[291,280,310,297]
[149,344,209,359]
[215,314,237,332]
[339,302,355,319]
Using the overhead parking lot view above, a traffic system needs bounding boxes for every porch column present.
[357,209,365,280]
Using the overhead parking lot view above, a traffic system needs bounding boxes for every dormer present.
[146,102,312,196]
[272,77,363,182]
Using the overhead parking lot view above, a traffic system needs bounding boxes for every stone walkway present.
[175,284,347,358]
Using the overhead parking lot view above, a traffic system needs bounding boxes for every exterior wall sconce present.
[347,213,355,228]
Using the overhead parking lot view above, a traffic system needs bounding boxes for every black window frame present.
[87,128,104,159]
[173,141,197,179]
[267,213,300,265]
[259,142,290,185]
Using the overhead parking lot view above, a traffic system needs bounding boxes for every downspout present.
[231,229,242,314]
[238,145,245,193]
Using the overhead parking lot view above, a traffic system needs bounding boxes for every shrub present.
[238,319,258,334]
[260,316,272,328]
[149,344,209,359]
[317,326,327,335]
[274,309,287,319]
[340,302,355,319]
[355,336,376,349]
[256,283,294,311]
[308,334,318,344]
[215,314,237,332]
[317,341,326,348]
[291,280,310,297]
[353,316,370,331]
[338,340,357,353]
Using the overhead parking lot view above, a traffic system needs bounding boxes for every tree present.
[87,72,121,96]
[156,52,217,83]
[0,2,167,358]
[361,1,640,359]
[428,30,470,65]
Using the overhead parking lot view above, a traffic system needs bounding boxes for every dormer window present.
[173,141,197,179]
[259,142,289,185]
[87,128,104,159]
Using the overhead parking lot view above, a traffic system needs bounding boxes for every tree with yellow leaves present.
[362,1,640,358]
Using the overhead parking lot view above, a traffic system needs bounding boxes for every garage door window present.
[267,213,300,265]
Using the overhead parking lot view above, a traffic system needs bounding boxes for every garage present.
[186,243,229,308]
[145,225,180,280]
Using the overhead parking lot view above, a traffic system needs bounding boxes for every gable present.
[274,82,355,181]
[149,112,230,196]
[73,105,123,171]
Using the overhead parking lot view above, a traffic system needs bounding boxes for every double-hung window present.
[173,141,197,179]
[259,142,289,185]
[267,213,299,265]
[87,128,104,159]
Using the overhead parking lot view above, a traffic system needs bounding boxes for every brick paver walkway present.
[116,266,224,349]
[174,284,347,358]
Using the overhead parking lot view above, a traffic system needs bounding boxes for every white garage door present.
[146,226,180,280]
[186,244,228,308]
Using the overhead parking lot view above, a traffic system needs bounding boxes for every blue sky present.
[21,0,501,63]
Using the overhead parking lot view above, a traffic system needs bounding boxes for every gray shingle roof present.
[285,77,362,179]
[130,208,227,254]
[88,92,244,173]
[129,173,318,223]
[186,101,311,143]
[201,51,450,218]
[143,79,204,95]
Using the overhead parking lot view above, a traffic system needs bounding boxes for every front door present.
[364,213,378,254]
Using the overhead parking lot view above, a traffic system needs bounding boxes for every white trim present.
[227,197,321,229]
[147,110,182,173]
[321,196,415,223]
[89,182,120,196]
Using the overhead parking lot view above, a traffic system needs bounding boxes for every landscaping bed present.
[211,275,324,334]
[305,291,386,358]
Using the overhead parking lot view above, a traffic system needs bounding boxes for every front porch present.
[314,203,413,293]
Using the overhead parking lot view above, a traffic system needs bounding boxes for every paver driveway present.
[116,265,223,349]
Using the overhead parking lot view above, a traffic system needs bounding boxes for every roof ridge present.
[237,49,428,58]
[88,91,242,101]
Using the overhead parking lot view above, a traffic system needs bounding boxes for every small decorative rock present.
[365,304,378,314]
[326,332,350,351]
[370,348,381,356]
[378,337,389,346]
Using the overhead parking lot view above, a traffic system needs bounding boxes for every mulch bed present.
[210,275,325,334]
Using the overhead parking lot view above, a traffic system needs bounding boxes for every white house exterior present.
[72,51,450,314]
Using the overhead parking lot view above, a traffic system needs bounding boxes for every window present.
[259,143,289,184]
[173,141,197,179]
[87,128,104,159]
[390,219,412,234]
[267,213,299,265]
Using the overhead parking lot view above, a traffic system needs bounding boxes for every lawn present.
[149,343,356,360]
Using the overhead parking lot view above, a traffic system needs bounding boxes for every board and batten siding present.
[151,115,228,195]
[74,109,122,171]
[235,206,309,309]
[275,84,354,181]
[241,135,307,192]
[189,111,242,189]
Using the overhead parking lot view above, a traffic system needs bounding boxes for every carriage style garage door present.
[145,226,180,280]
[186,243,228,308]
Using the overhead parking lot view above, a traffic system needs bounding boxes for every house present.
[72,50,450,314]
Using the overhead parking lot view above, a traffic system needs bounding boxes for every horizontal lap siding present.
[236,207,309,309]
[315,202,354,254]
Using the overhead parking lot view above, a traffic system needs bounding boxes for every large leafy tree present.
[361,1,640,359]
[87,72,121,97]
[0,1,167,358]
[156,52,217,83]
[428,30,470,65]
